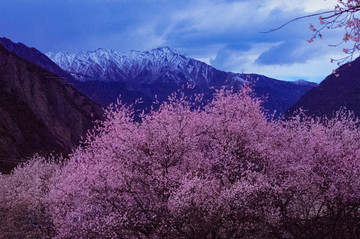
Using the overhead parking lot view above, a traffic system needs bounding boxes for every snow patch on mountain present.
[234,76,246,83]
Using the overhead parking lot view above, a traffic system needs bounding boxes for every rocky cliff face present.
[0,43,103,172]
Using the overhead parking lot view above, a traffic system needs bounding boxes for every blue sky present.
[0,0,346,83]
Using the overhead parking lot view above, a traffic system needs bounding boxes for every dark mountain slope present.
[0,43,103,172]
[286,57,360,118]
[249,75,318,116]
[0,37,75,82]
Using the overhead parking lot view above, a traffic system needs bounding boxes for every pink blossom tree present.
[0,156,60,238]
[263,110,360,238]
[48,86,280,238]
[11,86,359,238]
[2,81,360,238]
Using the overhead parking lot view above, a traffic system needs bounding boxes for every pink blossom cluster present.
[1,87,360,238]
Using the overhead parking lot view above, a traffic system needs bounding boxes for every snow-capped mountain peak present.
[45,46,317,116]
[46,47,210,83]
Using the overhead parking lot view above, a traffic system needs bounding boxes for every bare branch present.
[261,10,337,33]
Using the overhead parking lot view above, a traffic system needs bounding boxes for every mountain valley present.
[46,46,317,116]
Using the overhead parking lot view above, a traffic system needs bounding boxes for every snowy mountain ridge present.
[46,47,221,85]
[46,46,316,116]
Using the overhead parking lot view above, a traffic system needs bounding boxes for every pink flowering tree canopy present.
[2,86,360,238]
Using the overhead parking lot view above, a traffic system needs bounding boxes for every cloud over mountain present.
[0,0,340,83]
